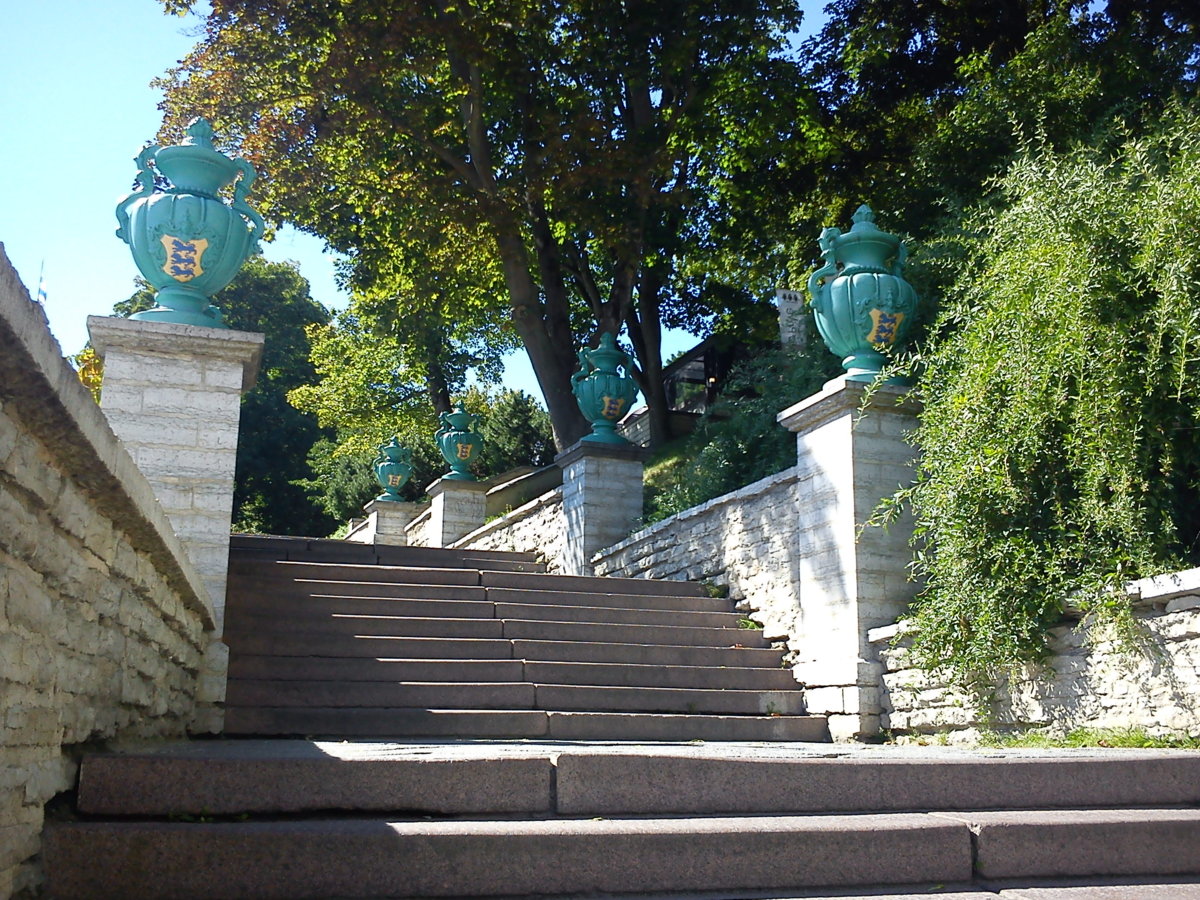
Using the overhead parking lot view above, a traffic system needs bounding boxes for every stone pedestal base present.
[346,498,425,546]
[426,478,488,548]
[557,440,646,576]
[89,316,263,734]
[778,377,921,740]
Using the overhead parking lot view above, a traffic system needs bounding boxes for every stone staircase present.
[40,536,1200,897]
[220,535,827,741]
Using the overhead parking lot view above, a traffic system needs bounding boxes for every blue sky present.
[1,0,821,399]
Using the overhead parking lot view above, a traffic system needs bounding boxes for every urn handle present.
[807,226,841,314]
[115,144,159,244]
[232,157,267,246]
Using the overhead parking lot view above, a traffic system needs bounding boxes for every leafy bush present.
[894,110,1200,693]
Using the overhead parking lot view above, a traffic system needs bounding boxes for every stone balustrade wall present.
[592,469,803,642]
[872,570,1200,741]
[0,247,213,899]
[458,488,567,573]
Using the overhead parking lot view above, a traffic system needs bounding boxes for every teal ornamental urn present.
[571,332,639,444]
[807,205,918,382]
[436,406,483,481]
[373,437,414,501]
[115,118,266,328]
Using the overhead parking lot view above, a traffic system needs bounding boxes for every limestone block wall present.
[0,247,213,899]
[458,488,566,573]
[872,570,1200,741]
[592,469,802,640]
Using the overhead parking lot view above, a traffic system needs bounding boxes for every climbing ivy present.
[893,109,1200,693]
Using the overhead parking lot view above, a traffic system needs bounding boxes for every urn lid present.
[818,205,905,275]
[579,332,630,375]
[439,405,479,433]
[153,118,243,197]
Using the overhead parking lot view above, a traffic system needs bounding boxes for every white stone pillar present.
[345,498,425,546]
[777,376,921,740]
[425,478,488,547]
[556,440,646,576]
[87,316,264,635]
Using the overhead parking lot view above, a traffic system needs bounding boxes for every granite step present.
[225,634,516,659]
[492,600,749,628]
[481,568,705,596]
[227,656,526,683]
[224,612,506,640]
[72,744,1200,819]
[225,679,538,710]
[484,585,733,612]
[499,617,771,648]
[522,659,800,690]
[512,638,785,667]
[228,655,795,690]
[226,594,494,620]
[230,534,543,572]
[226,679,805,716]
[230,577,490,603]
[221,708,828,740]
[227,594,750,630]
[44,811,969,900]
[230,560,483,587]
[552,752,1200,815]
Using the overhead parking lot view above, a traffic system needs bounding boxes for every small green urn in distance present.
[115,118,266,328]
[571,332,639,444]
[436,406,483,481]
[373,437,414,501]
[807,205,918,382]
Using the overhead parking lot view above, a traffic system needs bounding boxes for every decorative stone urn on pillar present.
[115,117,265,328]
[373,437,414,501]
[571,332,639,444]
[435,406,483,481]
[807,205,917,382]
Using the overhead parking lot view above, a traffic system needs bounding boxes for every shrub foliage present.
[896,112,1200,690]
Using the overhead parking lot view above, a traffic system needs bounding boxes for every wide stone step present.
[937,808,1200,880]
[522,659,800,690]
[222,708,827,740]
[482,569,704,597]
[73,744,1200,819]
[553,752,1200,815]
[227,594,492,620]
[227,634,516,659]
[227,594,746,631]
[231,560,483,587]
[225,612,505,640]
[227,656,526,683]
[230,535,543,572]
[535,683,805,715]
[484,585,731,612]
[230,579,489,605]
[226,679,538,709]
[500,618,770,647]
[513,638,785,667]
[493,600,747,628]
[44,812,968,900]
[223,707,549,738]
[76,743,556,816]
[545,711,829,741]
[227,680,804,716]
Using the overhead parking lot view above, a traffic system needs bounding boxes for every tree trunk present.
[494,229,590,450]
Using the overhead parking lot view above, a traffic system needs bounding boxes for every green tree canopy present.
[155,0,811,449]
